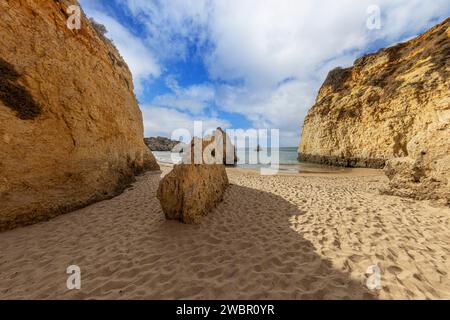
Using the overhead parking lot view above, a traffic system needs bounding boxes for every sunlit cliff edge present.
[299,18,449,204]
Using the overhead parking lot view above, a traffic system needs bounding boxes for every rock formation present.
[299,18,449,168]
[0,0,159,231]
[144,136,182,152]
[384,119,450,205]
[299,19,449,203]
[184,128,238,165]
[157,164,229,224]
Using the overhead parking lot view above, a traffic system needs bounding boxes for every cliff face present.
[299,18,449,168]
[0,0,159,231]
[299,18,449,203]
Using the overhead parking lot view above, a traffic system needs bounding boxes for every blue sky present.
[79,0,449,146]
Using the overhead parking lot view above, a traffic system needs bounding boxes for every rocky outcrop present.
[157,164,229,224]
[0,0,159,231]
[144,136,182,151]
[384,119,450,205]
[184,128,238,165]
[299,18,449,169]
[299,19,449,202]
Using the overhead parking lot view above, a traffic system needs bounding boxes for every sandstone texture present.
[157,164,229,224]
[0,0,159,231]
[384,119,450,205]
[184,128,238,165]
[299,19,449,202]
[144,136,182,151]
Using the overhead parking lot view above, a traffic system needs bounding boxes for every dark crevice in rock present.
[323,67,352,92]
[0,58,42,120]
[298,153,386,169]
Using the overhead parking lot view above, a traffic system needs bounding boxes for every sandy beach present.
[0,163,449,300]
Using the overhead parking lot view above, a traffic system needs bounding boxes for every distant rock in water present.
[184,128,238,165]
[299,18,449,203]
[0,0,159,231]
[144,136,182,152]
[157,164,229,224]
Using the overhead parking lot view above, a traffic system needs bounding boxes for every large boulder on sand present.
[157,164,229,224]
[298,18,450,204]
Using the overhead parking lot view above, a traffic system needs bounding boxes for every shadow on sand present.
[0,173,377,300]
[152,182,378,300]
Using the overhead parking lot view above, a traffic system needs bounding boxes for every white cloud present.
[216,80,317,146]
[141,105,230,139]
[152,77,215,114]
[79,2,161,94]
[200,0,449,146]
[120,0,212,61]
[83,0,450,145]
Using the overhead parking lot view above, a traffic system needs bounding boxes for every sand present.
[0,164,449,300]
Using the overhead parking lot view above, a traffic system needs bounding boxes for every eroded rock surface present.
[0,0,159,230]
[299,19,449,168]
[157,164,229,224]
[384,119,450,205]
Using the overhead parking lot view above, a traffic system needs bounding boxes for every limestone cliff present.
[299,18,449,203]
[0,0,159,231]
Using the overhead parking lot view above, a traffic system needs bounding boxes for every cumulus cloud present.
[216,80,318,146]
[79,2,161,94]
[152,77,215,114]
[82,0,450,145]
[120,0,212,61]
[201,0,449,146]
[141,105,230,139]
[205,0,449,86]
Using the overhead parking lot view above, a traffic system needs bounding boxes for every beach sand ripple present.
[0,166,448,299]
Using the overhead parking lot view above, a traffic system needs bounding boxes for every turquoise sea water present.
[153,147,299,164]
[153,147,348,174]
